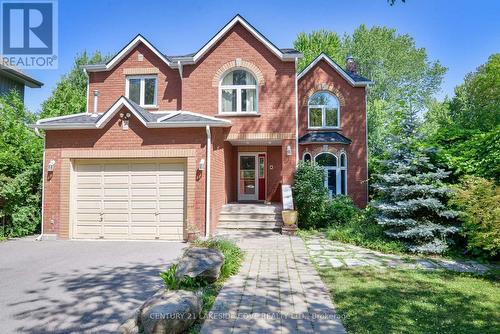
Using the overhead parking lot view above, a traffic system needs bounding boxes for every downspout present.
[35,128,45,241]
[365,89,369,204]
[205,125,212,237]
[294,58,299,165]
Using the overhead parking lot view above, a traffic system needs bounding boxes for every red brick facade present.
[40,18,368,240]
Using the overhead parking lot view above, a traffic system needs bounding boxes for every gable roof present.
[83,35,177,72]
[186,14,301,63]
[83,15,302,72]
[297,53,372,87]
[0,64,43,88]
[32,96,231,130]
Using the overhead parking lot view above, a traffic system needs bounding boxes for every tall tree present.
[448,53,500,132]
[40,51,109,118]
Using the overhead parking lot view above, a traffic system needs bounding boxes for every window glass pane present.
[327,169,337,197]
[222,89,237,112]
[315,154,337,167]
[242,89,257,112]
[303,153,311,162]
[222,70,256,85]
[340,154,346,167]
[128,79,141,104]
[309,91,339,108]
[325,107,338,127]
[341,170,346,195]
[309,107,322,127]
[144,78,156,105]
[259,157,265,178]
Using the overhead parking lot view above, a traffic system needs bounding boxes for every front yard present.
[320,267,499,334]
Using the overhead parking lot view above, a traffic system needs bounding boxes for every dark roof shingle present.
[299,132,352,144]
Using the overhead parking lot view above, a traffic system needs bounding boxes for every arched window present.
[303,152,312,162]
[308,91,340,128]
[220,69,258,113]
[314,152,347,197]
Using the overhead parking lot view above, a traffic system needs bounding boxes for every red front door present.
[258,154,266,201]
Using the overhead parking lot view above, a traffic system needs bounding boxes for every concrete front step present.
[217,203,283,233]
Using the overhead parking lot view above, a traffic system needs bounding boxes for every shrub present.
[325,206,406,254]
[451,176,500,258]
[324,196,360,226]
[160,264,208,290]
[293,162,328,228]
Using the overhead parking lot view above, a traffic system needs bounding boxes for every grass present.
[319,267,500,334]
[159,237,244,334]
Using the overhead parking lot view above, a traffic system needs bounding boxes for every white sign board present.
[282,184,294,210]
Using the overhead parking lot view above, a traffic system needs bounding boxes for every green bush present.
[325,207,406,254]
[293,162,328,228]
[451,176,500,258]
[160,264,208,290]
[324,196,360,226]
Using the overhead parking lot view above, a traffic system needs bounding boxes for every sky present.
[20,0,500,113]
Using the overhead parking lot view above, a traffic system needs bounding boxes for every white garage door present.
[73,159,185,240]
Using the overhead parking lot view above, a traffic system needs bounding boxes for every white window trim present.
[307,91,340,129]
[313,152,348,197]
[219,70,259,114]
[125,75,158,108]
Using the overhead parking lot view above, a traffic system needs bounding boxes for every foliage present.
[320,267,500,334]
[160,264,207,290]
[448,54,500,132]
[293,162,328,228]
[0,91,42,237]
[294,25,446,161]
[372,108,459,254]
[428,126,500,182]
[324,195,360,226]
[40,51,109,118]
[194,238,244,280]
[451,176,500,258]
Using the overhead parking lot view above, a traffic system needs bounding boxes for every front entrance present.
[238,153,266,201]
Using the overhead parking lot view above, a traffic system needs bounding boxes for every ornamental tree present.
[372,107,458,254]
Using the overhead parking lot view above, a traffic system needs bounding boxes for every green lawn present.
[320,267,500,334]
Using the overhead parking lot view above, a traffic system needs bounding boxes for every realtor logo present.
[1,0,58,68]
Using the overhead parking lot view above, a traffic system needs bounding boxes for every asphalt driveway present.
[0,237,185,333]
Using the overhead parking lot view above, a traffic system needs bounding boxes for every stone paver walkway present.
[304,234,495,274]
[201,231,346,334]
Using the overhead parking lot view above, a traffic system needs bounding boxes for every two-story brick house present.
[33,15,370,241]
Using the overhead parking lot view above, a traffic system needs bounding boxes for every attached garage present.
[71,159,186,240]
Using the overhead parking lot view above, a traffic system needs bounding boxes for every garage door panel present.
[74,160,185,240]
[77,200,101,210]
[103,164,129,172]
[77,164,101,172]
[103,187,129,197]
[159,200,184,209]
[131,175,157,184]
[103,175,129,184]
[103,200,129,210]
[158,213,184,221]
[131,212,157,222]
[103,213,129,222]
[131,163,157,172]
[131,187,157,197]
[131,201,157,209]
[102,225,129,235]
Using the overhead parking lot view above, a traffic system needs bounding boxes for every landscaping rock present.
[139,289,202,334]
[175,247,224,283]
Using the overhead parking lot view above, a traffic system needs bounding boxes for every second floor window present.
[126,75,157,107]
[308,91,340,128]
[220,69,258,113]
